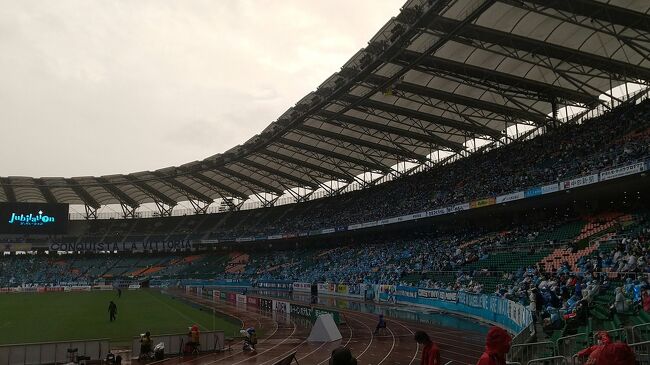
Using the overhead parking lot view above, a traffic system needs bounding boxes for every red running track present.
[134,292,486,365]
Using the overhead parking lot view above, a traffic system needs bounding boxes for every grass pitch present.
[0,290,242,345]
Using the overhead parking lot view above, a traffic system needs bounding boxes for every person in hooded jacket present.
[577,331,612,359]
[577,332,637,365]
[414,331,440,365]
[476,326,511,365]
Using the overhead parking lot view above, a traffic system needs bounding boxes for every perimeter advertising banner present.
[260,298,273,311]
[235,294,247,304]
[0,203,69,234]
[599,162,646,181]
[470,198,496,209]
[246,296,260,307]
[560,174,599,190]
[292,282,311,292]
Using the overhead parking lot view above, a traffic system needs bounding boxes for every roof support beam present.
[188,172,250,200]
[149,172,214,204]
[364,74,547,123]
[427,14,650,81]
[95,177,140,209]
[66,180,101,209]
[519,0,650,33]
[124,176,178,208]
[260,149,354,183]
[240,158,320,190]
[297,124,428,163]
[341,94,502,139]
[218,166,285,195]
[317,109,464,152]
[35,179,58,204]
[397,50,598,105]
[278,137,390,173]
[0,178,16,203]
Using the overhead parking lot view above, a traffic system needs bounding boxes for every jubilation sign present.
[0,203,69,234]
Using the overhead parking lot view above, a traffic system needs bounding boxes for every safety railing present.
[633,323,650,343]
[0,338,109,365]
[527,356,568,365]
[511,321,536,348]
[630,341,650,365]
[594,327,628,344]
[131,330,224,358]
[557,333,588,357]
[571,354,585,365]
[508,341,555,364]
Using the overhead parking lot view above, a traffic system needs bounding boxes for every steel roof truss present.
[259,149,354,183]
[123,176,178,208]
[517,0,650,34]
[426,13,650,81]
[0,178,16,203]
[395,91,509,136]
[347,102,472,140]
[299,122,427,163]
[277,137,390,173]
[188,172,250,200]
[218,166,284,196]
[34,179,58,204]
[149,172,214,204]
[66,180,101,210]
[95,177,140,210]
[317,109,463,151]
[341,93,500,138]
[292,129,400,174]
[365,74,546,123]
[240,157,319,190]
[398,51,597,105]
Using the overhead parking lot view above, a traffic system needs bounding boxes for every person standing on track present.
[373,314,387,335]
[117,287,121,298]
[476,326,511,365]
[108,301,118,322]
[414,331,440,365]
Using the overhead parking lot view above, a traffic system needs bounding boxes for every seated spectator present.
[138,331,153,359]
[643,290,650,312]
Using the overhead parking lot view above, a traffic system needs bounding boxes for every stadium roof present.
[2,0,650,217]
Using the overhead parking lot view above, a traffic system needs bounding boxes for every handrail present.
[557,333,588,356]
[632,322,650,343]
[594,327,627,343]
[526,356,568,365]
[509,341,555,363]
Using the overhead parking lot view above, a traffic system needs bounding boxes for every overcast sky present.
[0,0,403,178]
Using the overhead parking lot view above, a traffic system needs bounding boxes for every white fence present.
[0,338,109,365]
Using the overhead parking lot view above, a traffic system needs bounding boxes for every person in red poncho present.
[577,331,612,359]
[476,326,511,365]
[577,331,637,364]
[414,331,440,365]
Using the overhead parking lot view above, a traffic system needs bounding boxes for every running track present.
[136,292,486,365]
